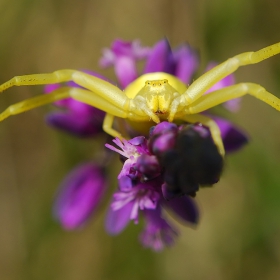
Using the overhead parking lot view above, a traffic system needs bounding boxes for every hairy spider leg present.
[180,114,225,156]
[184,83,280,114]
[168,42,280,121]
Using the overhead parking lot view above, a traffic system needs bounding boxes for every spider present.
[1,42,280,156]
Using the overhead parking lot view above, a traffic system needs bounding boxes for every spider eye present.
[145,81,151,86]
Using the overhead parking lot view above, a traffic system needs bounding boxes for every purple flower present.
[53,162,107,230]
[105,123,202,249]
[46,39,250,251]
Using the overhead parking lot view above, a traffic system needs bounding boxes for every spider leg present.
[180,114,225,156]
[184,83,280,114]
[0,70,130,110]
[0,87,69,121]
[169,42,280,121]
[102,113,123,139]
[0,86,151,139]
[0,86,127,121]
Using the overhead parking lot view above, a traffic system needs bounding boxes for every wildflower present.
[105,122,223,249]
[46,38,248,250]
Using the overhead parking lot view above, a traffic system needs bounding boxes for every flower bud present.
[53,163,107,230]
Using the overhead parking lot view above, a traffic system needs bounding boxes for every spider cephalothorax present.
[1,42,280,158]
[134,79,177,115]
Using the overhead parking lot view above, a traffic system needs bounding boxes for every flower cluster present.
[47,39,248,251]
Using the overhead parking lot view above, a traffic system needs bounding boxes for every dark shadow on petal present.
[143,38,174,74]
[214,117,249,153]
[163,195,199,225]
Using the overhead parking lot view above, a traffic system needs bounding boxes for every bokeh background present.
[0,0,280,279]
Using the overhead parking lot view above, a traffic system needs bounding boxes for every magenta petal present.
[53,163,107,230]
[105,201,134,235]
[214,117,248,153]
[163,196,199,225]
[144,39,173,73]
[140,208,178,251]
[114,57,138,88]
[46,111,104,137]
[150,121,177,136]
[119,176,133,191]
[44,83,61,93]
[173,44,199,84]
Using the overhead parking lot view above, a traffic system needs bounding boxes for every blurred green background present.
[0,0,280,279]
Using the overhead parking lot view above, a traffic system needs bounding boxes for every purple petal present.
[128,136,146,146]
[105,200,134,235]
[140,208,178,251]
[163,195,199,225]
[223,98,242,112]
[150,121,177,136]
[46,110,105,137]
[118,176,133,191]
[143,39,174,74]
[114,56,138,88]
[173,44,199,84]
[45,84,61,93]
[214,117,248,153]
[53,163,107,230]
[100,39,150,68]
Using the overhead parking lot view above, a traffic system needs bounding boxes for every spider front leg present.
[0,70,130,110]
[168,42,280,121]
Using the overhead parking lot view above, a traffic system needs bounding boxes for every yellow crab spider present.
[1,42,280,156]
